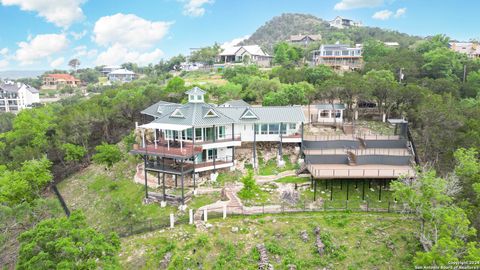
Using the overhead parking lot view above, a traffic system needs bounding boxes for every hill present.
[240,13,422,52]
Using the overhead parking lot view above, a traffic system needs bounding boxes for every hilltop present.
[239,13,422,52]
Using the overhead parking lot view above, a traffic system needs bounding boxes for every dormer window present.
[157,106,162,114]
[171,108,184,118]
[204,109,218,118]
[240,109,258,119]
[186,87,206,103]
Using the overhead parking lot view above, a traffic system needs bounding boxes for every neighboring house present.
[107,69,136,83]
[101,65,122,76]
[218,99,251,107]
[179,62,205,71]
[313,104,346,124]
[384,42,400,47]
[0,81,40,113]
[43,74,81,90]
[449,42,480,59]
[132,87,305,206]
[312,44,363,70]
[217,45,273,67]
[289,34,322,46]
[329,16,362,29]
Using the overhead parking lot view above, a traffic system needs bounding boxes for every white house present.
[315,104,345,124]
[107,69,136,83]
[132,87,305,206]
[0,81,40,113]
[217,45,273,67]
[329,16,362,29]
[101,65,122,76]
[312,44,363,70]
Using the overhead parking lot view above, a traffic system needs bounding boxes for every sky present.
[0,0,479,71]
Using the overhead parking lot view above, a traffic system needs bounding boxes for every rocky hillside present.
[239,13,422,53]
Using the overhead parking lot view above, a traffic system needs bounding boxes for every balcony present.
[131,139,202,158]
[144,156,234,175]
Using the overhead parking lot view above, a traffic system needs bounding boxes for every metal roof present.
[314,104,346,110]
[0,82,39,94]
[151,102,235,127]
[220,99,250,107]
[185,86,206,95]
[216,105,306,123]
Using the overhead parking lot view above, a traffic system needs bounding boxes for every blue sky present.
[0,0,478,70]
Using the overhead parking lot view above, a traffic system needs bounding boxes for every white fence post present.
[203,208,208,222]
[189,209,193,225]
[223,205,227,219]
[170,213,174,229]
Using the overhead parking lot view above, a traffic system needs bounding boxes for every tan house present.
[449,42,480,59]
[43,74,81,90]
[217,45,272,67]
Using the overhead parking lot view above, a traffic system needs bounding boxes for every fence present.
[103,199,411,238]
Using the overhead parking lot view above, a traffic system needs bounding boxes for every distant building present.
[101,65,122,76]
[0,81,40,113]
[314,104,346,124]
[289,34,322,46]
[42,74,81,90]
[217,45,273,67]
[312,44,363,70]
[449,42,480,59]
[107,68,136,83]
[329,16,362,29]
[384,42,400,47]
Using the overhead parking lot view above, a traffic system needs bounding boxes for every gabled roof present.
[0,81,39,94]
[290,34,322,41]
[219,45,270,57]
[240,108,258,119]
[141,101,178,117]
[108,68,135,75]
[217,105,305,123]
[185,86,206,95]
[151,102,235,127]
[45,73,79,81]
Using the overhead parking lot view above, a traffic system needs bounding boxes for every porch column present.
[362,180,365,201]
[301,122,304,158]
[162,158,166,201]
[192,125,196,191]
[378,180,382,201]
[232,123,235,161]
[279,122,283,157]
[143,155,148,199]
[253,124,257,169]
[179,130,183,150]
[213,125,216,173]
[142,129,146,148]
[181,159,185,205]
[313,179,317,201]
[154,128,157,149]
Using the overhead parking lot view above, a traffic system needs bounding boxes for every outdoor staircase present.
[357,137,367,149]
[296,163,309,175]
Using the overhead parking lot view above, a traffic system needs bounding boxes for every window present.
[218,126,225,139]
[204,109,218,118]
[186,128,193,140]
[165,130,173,139]
[268,124,279,135]
[195,128,202,141]
[289,123,296,130]
[197,95,202,101]
[335,110,342,118]
[261,124,268,135]
[320,110,329,117]
[280,124,287,135]
[241,109,257,119]
[171,108,184,118]
[207,149,217,160]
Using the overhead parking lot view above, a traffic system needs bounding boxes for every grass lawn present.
[356,120,395,136]
[119,212,418,270]
[213,170,242,187]
[57,156,177,232]
[258,155,299,176]
[183,71,227,86]
[238,183,280,207]
[275,176,310,184]
[189,192,221,210]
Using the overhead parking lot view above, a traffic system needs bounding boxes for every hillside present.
[240,13,422,52]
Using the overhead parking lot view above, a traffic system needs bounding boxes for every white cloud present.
[221,35,250,49]
[0,48,8,56]
[73,45,97,59]
[50,57,64,68]
[93,13,172,50]
[15,33,68,65]
[372,9,393,20]
[0,0,85,28]
[181,0,214,17]
[95,44,164,66]
[0,59,8,69]
[394,7,407,18]
[334,0,383,10]
[70,30,87,40]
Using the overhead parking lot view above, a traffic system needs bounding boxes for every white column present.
[170,213,174,229]
[203,208,208,222]
[141,129,146,148]
[223,205,227,219]
[154,129,157,149]
[189,209,194,225]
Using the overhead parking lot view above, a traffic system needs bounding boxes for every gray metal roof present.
[216,105,306,123]
[314,104,346,110]
[150,102,235,127]
[0,82,39,94]
[185,86,206,95]
[220,99,250,107]
[141,101,177,117]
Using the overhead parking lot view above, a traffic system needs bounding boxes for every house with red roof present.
[42,73,81,90]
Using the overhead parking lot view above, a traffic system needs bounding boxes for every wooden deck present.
[304,148,411,156]
[308,164,415,179]
[132,143,202,158]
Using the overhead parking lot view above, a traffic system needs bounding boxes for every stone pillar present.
[189,209,193,225]
[170,213,174,229]
[203,208,208,222]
